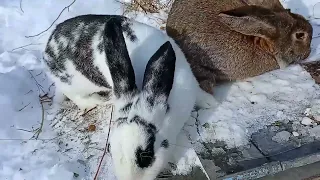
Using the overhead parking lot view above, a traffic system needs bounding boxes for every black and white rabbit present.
[44,15,217,180]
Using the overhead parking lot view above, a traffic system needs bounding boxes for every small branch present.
[10,43,42,52]
[20,0,24,13]
[133,0,148,14]
[48,83,55,92]
[18,102,31,111]
[312,35,320,39]
[25,0,77,38]
[36,71,43,76]
[94,105,114,180]
[32,96,46,139]
[24,90,33,95]
[81,106,98,117]
[27,70,45,94]
[16,128,33,133]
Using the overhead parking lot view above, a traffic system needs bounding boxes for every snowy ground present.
[2,0,320,180]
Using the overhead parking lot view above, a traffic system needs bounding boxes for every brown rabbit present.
[166,0,313,93]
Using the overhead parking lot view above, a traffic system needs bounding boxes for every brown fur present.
[166,0,313,93]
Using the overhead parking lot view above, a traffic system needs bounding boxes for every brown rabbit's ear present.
[218,5,278,40]
[245,0,284,11]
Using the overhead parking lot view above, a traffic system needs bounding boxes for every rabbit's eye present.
[295,32,306,40]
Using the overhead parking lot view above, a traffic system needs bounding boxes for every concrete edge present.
[219,152,320,180]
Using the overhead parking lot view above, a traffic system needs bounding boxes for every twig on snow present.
[133,0,148,14]
[18,102,31,111]
[10,43,42,52]
[27,70,45,94]
[81,106,98,117]
[32,94,52,139]
[16,128,33,133]
[48,83,55,92]
[25,0,77,38]
[313,35,320,39]
[20,0,24,13]
[93,105,114,180]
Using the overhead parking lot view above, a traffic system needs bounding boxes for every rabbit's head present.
[109,41,176,180]
[218,5,313,68]
[104,18,177,180]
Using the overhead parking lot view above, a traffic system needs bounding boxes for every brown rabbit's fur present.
[166,0,313,93]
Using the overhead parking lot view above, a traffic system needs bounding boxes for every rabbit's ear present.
[245,0,284,11]
[104,18,138,98]
[218,5,278,40]
[142,41,176,107]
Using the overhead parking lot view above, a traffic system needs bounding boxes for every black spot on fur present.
[130,116,157,132]
[97,41,104,53]
[161,139,169,148]
[166,104,170,114]
[116,117,128,125]
[103,16,138,98]
[96,91,111,97]
[135,97,140,106]
[142,41,176,107]
[71,20,110,88]
[120,102,133,113]
[130,115,157,168]
[122,20,137,42]
[146,96,155,108]
[60,74,72,84]
[136,145,156,169]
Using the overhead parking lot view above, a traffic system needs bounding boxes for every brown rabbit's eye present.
[295,32,306,40]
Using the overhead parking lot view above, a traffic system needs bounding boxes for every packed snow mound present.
[189,65,320,148]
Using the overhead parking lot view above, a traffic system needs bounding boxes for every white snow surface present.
[2,0,320,179]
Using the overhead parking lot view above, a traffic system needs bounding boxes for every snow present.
[302,117,314,126]
[292,132,299,137]
[2,0,320,179]
[272,131,291,143]
[187,65,320,149]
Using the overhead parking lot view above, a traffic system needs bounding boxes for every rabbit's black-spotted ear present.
[142,41,176,107]
[104,18,137,98]
[218,5,278,39]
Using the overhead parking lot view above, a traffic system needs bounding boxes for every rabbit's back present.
[44,15,116,100]
[45,15,172,91]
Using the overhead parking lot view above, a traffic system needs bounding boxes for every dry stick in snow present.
[28,70,45,94]
[18,102,31,111]
[20,0,24,13]
[32,97,45,139]
[94,105,114,180]
[10,43,42,52]
[25,0,77,38]
[133,0,148,14]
